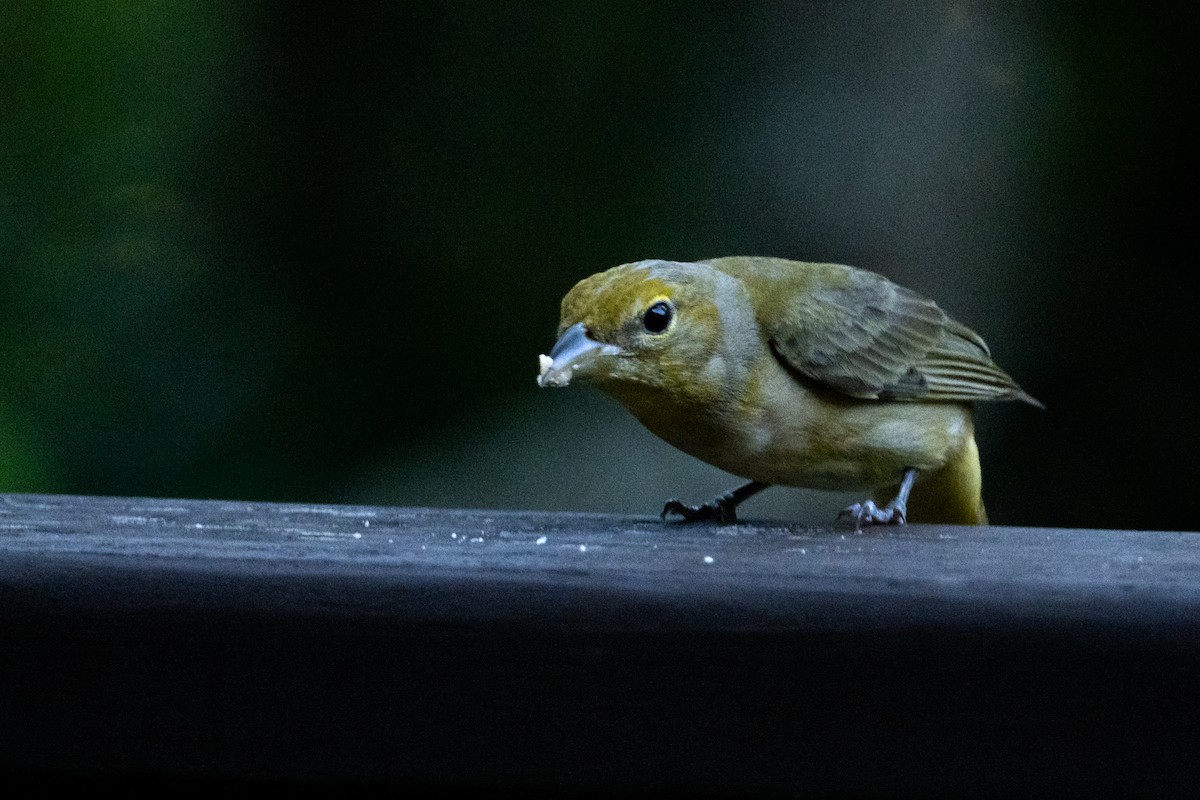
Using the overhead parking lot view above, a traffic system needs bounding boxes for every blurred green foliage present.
[1,2,1194,528]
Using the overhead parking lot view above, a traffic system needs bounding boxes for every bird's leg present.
[662,481,770,524]
[837,468,918,531]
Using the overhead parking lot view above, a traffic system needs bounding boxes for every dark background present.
[1,2,1195,530]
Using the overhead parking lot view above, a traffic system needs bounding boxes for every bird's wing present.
[761,264,1039,405]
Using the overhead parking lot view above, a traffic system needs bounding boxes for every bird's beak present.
[537,322,621,387]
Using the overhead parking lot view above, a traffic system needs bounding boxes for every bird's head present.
[537,260,756,406]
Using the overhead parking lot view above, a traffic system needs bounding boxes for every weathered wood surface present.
[3,492,1199,628]
[2,492,1199,794]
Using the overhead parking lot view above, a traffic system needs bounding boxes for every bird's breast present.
[605,358,974,492]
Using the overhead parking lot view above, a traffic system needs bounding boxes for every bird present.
[536,257,1041,527]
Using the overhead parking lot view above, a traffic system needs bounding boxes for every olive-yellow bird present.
[536,257,1040,527]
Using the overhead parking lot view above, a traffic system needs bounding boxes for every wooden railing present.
[2,493,1198,793]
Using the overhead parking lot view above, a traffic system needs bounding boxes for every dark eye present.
[642,301,673,334]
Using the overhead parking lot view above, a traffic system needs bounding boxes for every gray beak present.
[536,323,621,387]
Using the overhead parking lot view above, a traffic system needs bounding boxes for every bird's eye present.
[642,301,673,334]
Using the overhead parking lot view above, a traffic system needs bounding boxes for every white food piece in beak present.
[536,353,559,386]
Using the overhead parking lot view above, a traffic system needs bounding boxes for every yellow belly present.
[610,359,975,493]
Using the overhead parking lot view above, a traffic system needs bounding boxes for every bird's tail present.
[878,434,988,525]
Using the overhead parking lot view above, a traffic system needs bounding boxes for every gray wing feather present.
[766,266,1039,406]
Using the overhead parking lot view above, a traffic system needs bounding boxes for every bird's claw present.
[661,497,739,524]
[837,500,906,532]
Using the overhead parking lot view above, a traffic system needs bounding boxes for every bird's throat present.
[600,380,739,468]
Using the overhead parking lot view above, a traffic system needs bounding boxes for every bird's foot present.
[661,481,769,525]
[837,499,906,532]
[661,497,739,524]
